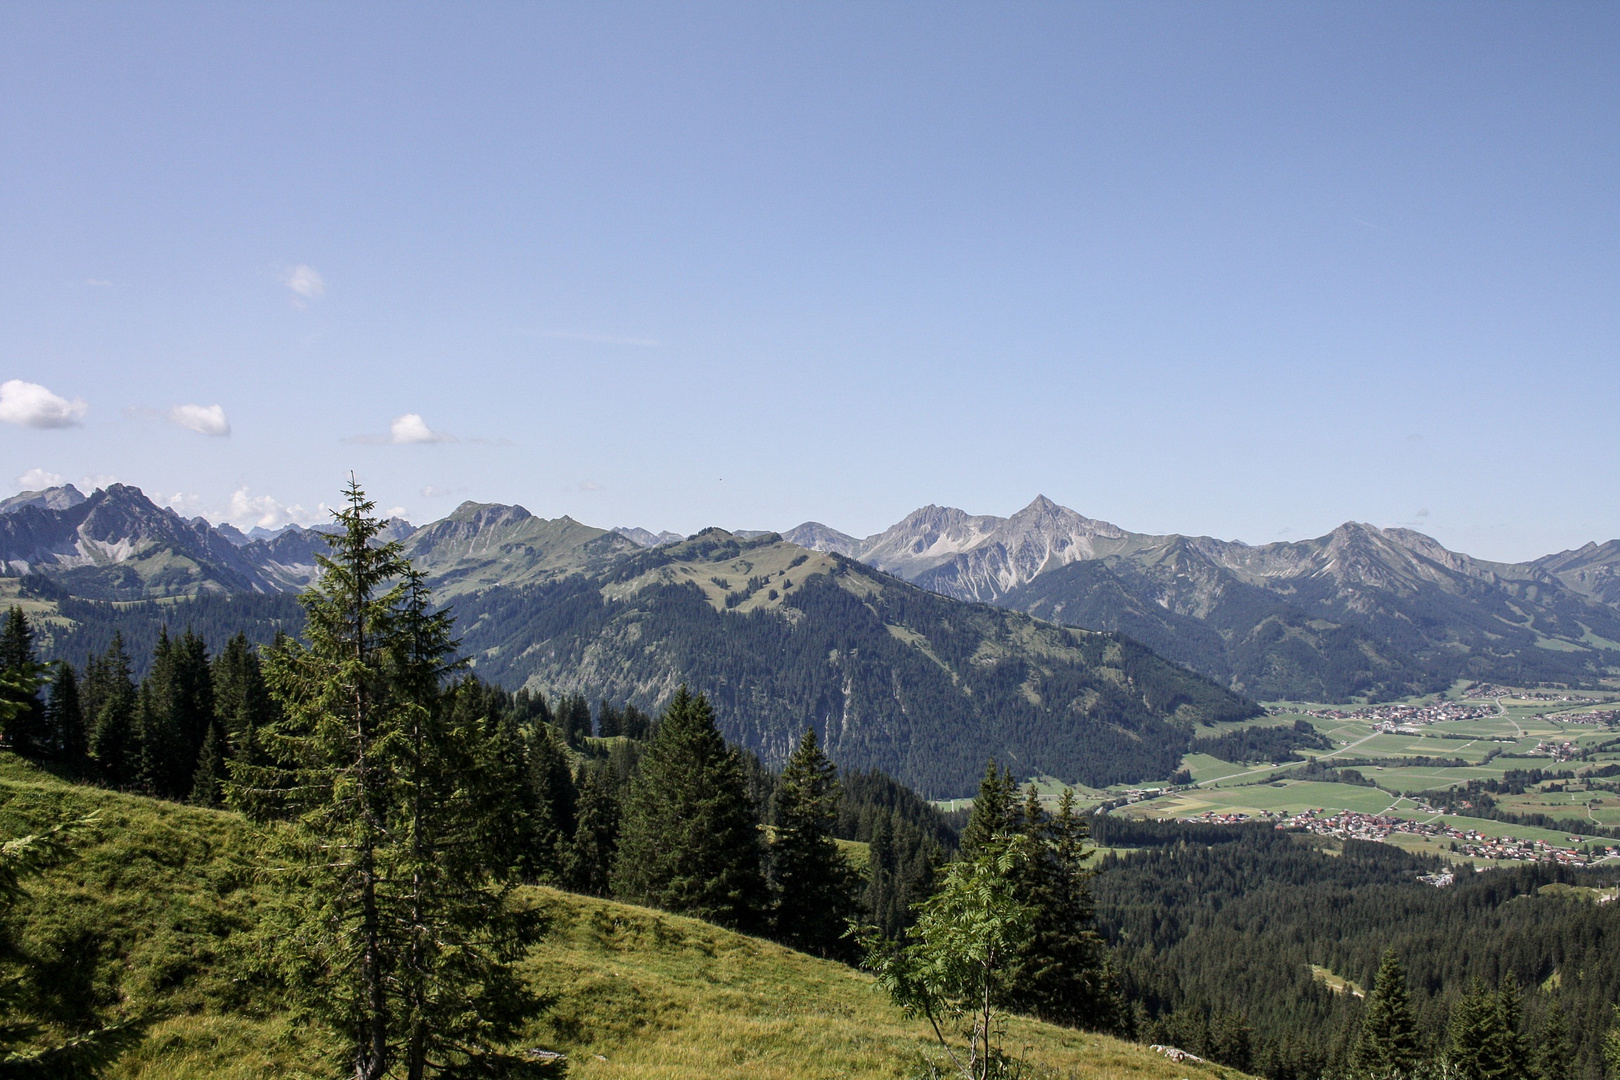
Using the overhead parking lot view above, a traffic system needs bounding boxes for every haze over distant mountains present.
[778,496,1620,701]
[6,482,1620,713]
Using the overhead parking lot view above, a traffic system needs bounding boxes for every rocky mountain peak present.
[781,522,860,557]
[447,501,533,528]
[0,484,87,515]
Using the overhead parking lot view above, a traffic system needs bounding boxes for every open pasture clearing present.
[1124,778,1603,853]
[1496,789,1620,828]
[1126,779,1414,820]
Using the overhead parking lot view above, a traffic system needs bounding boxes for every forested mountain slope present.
[449,528,1257,795]
[3,487,1256,795]
[1089,818,1620,1079]
[783,496,1620,701]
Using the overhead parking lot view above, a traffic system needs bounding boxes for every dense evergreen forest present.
[17,573,306,679]
[1189,719,1334,763]
[1088,816,1620,1078]
[447,561,1256,795]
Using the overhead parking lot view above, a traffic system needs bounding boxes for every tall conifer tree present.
[1448,976,1529,1080]
[45,661,88,768]
[1533,1000,1573,1080]
[1004,786,1120,1032]
[610,686,766,931]
[959,760,1017,857]
[1357,951,1424,1078]
[522,724,576,881]
[233,481,539,1080]
[213,632,275,775]
[769,728,859,959]
[87,636,137,788]
[565,762,620,896]
[0,607,48,756]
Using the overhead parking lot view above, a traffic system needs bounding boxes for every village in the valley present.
[1097,683,1620,871]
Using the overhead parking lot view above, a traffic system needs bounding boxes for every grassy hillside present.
[0,755,1248,1080]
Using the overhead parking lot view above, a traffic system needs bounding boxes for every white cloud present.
[160,491,210,517]
[227,487,311,530]
[390,413,453,444]
[159,487,312,530]
[284,265,325,305]
[16,468,65,490]
[0,380,88,428]
[382,506,409,520]
[420,485,457,498]
[168,403,231,437]
[81,474,118,490]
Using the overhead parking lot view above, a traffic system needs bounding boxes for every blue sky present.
[1,3,1615,561]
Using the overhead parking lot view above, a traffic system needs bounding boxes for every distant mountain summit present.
[0,484,87,515]
[614,525,684,548]
[10,481,1620,706]
[785,497,1620,701]
[0,483,1253,794]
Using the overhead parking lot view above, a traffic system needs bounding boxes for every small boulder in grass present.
[523,1048,568,1074]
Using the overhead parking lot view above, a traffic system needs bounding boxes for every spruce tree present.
[959,760,1018,856]
[1533,1000,1573,1080]
[619,703,651,740]
[596,698,621,738]
[389,570,542,1080]
[232,481,539,1080]
[610,685,767,931]
[565,762,620,896]
[45,661,88,768]
[0,607,48,756]
[87,636,137,788]
[1004,786,1119,1032]
[554,693,591,745]
[769,728,859,959]
[862,813,903,935]
[1604,1005,1620,1078]
[1447,979,1491,1080]
[213,632,275,774]
[522,723,577,881]
[1357,951,1424,1078]
[134,628,214,799]
[1491,976,1530,1080]
[189,721,227,807]
[1448,976,1528,1080]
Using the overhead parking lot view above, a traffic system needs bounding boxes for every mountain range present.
[6,481,1620,787]
[0,485,1255,795]
[781,496,1620,701]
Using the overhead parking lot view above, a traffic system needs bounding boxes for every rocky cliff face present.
[783,497,1620,700]
[0,485,275,598]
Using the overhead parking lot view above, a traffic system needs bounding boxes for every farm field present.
[1108,685,1620,866]
[1132,779,1418,819]
[1123,779,1607,857]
